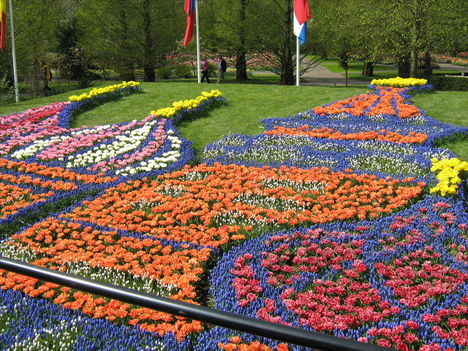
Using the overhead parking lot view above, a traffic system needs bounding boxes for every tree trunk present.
[143,0,155,82]
[398,55,410,78]
[235,0,248,80]
[280,0,294,85]
[422,51,432,77]
[119,7,135,81]
[280,52,294,85]
[410,44,419,78]
[362,61,374,77]
[236,49,248,80]
[409,1,421,78]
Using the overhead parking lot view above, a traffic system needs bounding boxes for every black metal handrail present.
[0,257,396,351]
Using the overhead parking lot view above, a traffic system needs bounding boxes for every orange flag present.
[0,0,6,50]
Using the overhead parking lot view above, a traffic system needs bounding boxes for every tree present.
[379,0,468,77]
[201,0,256,81]
[249,0,297,85]
[77,0,181,81]
[142,0,155,81]
[203,0,312,85]
[0,0,62,95]
[311,0,358,72]
[235,0,248,80]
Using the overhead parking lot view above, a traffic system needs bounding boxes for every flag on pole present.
[183,0,195,46]
[0,0,6,50]
[293,0,311,45]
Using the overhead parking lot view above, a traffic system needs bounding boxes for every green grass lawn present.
[1,81,466,160]
[412,91,468,160]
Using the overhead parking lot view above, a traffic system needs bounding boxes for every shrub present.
[428,75,468,91]
[173,64,193,78]
[156,66,173,79]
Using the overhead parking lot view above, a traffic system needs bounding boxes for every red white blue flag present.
[0,0,6,50]
[183,0,195,46]
[294,0,311,45]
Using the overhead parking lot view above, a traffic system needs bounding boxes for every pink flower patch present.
[375,247,467,308]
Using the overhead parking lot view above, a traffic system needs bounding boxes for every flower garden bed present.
[0,81,466,350]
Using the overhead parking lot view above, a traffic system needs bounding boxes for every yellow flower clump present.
[150,90,222,118]
[68,81,140,102]
[370,77,427,88]
[429,158,468,196]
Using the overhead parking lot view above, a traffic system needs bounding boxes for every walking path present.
[256,62,467,87]
[300,63,367,86]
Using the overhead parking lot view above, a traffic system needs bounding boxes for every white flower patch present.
[202,147,226,159]
[356,140,417,156]
[234,193,306,211]
[213,134,247,147]
[10,125,113,160]
[404,114,428,125]
[6,324,78,351]
[157,185,186,198]
[326,112,349,120]
[178,170,210,182]
[255,136,347,151]
[349,153,428,177]
[0,244,38,262]
[70,124,114,136]
[423,149,453,160]
[212,210,271,228]
[262,178,325,193]
[116,130,182,176]
[63,261,179,297]
[11,135,71,159]
[225,147,338,167]
[66,121,157,168]
[367,114,387,122]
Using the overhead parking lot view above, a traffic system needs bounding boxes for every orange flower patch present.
[0,184,54,219]
[63,164,424,247]
[0,158,118,184]
[264,126,427,144]
[1,218,212,339]
[0,158,118,225]
[0,172,78,191]
[312,87,421,119]
[218,337,289,351]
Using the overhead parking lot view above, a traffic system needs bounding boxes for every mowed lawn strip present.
[1,82,466,159]
[412,91,468,160]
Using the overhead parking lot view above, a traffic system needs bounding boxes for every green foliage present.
[2,0,62,74]
[428,76,468,91]
[173,64,193,78]
[156,66,173,80]
[0,73,13,104]
[76,0,181,79]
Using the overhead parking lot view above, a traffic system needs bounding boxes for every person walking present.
[201,58,210,83]
[217,55,227,83]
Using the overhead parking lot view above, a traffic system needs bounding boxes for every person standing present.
[201,58,210,83]
[217,55,227,83]
[41,61,52,93]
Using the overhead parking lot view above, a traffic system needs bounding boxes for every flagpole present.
[195,0,201,84]
[296,36,300,87]
[8,0,18,102]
